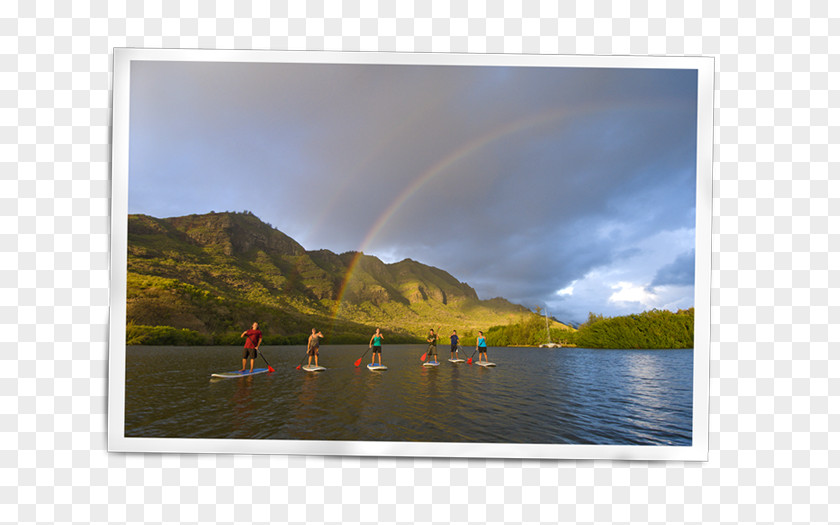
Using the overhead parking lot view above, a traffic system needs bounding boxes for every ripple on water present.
[125,345,694,446]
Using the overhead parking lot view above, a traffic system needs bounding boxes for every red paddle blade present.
[420,353,427,361]
[296,364,301,370]
[467,358,473,364]
[354,358,362,367]
[268,366,275,372]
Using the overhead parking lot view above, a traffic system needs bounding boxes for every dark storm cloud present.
[649,251,696,289]
[128,59,699,323]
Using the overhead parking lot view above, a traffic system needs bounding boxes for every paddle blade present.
[420,352,427,362]
[467,358,473,364]
[268,365,275,372]
[296,364,301,370]
[354,358,362,367]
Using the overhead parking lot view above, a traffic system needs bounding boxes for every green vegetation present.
[126,211,535,345]
[571,308,694,349]
[485,311,573,347]
[480,308,694,349]
[126,322,209,346]
[125,212,693,349]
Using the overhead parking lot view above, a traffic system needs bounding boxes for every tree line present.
[571,308,694,349]
[484,308,694,349]
[125,308,694,349]
[125,321,424,346]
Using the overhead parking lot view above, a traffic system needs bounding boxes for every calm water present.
[125,345,693,445]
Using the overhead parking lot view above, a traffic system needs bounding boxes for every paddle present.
[355,348,371,368]
[466,348,479,364]
[295,350,310,370]
[257,348,275,372]
[455,343,467,359]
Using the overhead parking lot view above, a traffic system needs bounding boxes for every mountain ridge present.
[126,211,568,344]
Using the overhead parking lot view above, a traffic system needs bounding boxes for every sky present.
[128,58,699,325]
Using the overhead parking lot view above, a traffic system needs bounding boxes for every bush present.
[126,323,208,345]
[573,308,694,349]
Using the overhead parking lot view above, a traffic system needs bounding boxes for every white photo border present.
[108,48,713,461]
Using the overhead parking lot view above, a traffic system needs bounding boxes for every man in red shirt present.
[240,322,263,372]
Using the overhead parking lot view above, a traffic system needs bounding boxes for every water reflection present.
[230,375,255,435]
[125,345,693,445]
[299,371,320,405]
[623,352,674,431]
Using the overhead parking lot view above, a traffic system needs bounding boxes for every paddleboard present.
[302,365,326,372]
[211,368,269,378]
[423,361,440,367]
[367,363,388,371]
[476,361,496,367]
[448,358,465,363]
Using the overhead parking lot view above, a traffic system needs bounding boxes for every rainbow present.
[329,97,681,320]
[329,107,578,319]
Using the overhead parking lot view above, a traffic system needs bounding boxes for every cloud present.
[649,250,696,288]
[541,227,696,323]
[609,281,659,307]
[128,60,699,326]
[556,282,576,296]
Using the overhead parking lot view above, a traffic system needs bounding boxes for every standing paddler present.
[239,322,263,372]
[307,328,324,367]
[476,330,489,363]
[449,329,460,360]
[426,328,439,364]
[369,328,384,366]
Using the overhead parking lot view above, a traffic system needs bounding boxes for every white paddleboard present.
[211,368,269,378]
[367,363,388,371]
[476,362,496,367]
[423,361,440,367]
[302,365,326,372]
[448,358,465,363]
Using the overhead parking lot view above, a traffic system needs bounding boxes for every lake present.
[124,345,693,446]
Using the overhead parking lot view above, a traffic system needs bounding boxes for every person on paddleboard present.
[239,322,263,372]
[307,328,324,367]
[426,328,438,363]
[476,330,489,363]
[450,330,460,360]
[369,328,384,366]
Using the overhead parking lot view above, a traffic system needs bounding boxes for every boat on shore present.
[539,307,563,348]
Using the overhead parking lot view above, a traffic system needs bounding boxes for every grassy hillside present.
[126,211,552,344]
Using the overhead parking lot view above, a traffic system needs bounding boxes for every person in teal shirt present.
[369,328,384,366]
[476,330,489,363]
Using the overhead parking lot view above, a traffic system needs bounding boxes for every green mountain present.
[126,211,564,344]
